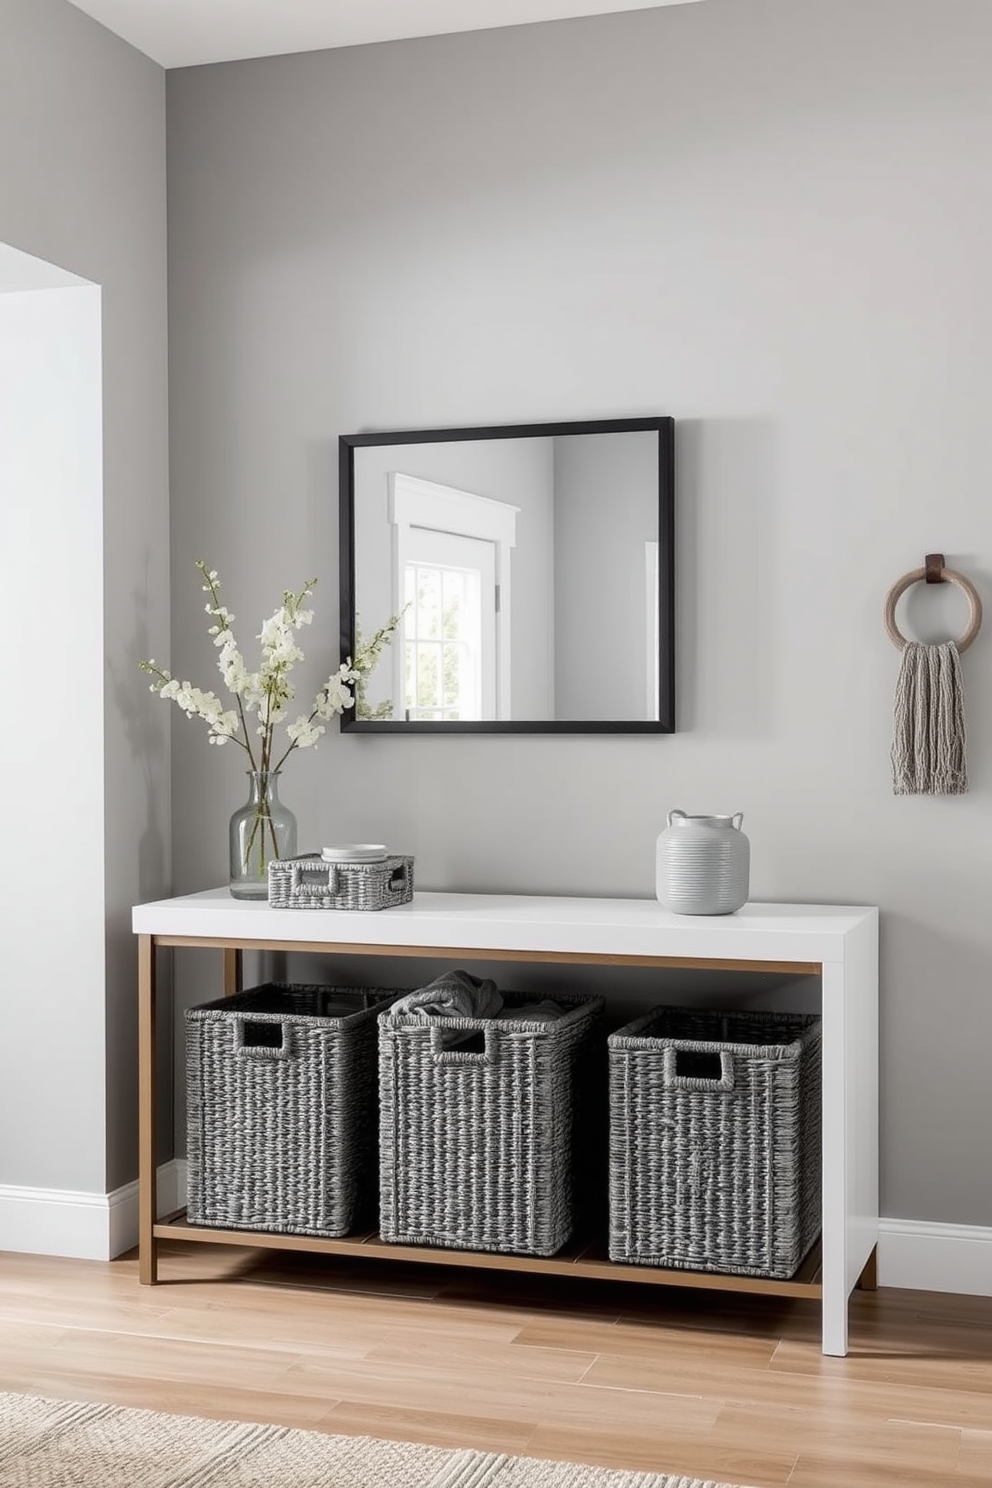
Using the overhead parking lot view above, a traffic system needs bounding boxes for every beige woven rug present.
[0,1391,749,1488]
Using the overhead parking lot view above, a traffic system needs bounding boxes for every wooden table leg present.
[137,933,158,1285]
[224,946,242,997]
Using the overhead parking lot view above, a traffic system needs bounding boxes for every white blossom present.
[315,673,355,719]
[286,717,325,748]
[140,560,403,778]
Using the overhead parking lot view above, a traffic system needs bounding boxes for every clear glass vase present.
[228,769,297,900]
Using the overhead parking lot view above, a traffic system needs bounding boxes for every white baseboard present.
[109,1159,187,1259]
[0,1160,186,1263]
[878,1217,992,1296]
[2,1187,990,1293]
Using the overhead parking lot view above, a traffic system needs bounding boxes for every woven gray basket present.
[268,853,414,910]
[378,990,604,1257]
[608,1007,822,1278]
[186,983,400,1237]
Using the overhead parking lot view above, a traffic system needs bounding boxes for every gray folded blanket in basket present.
[496,1001,564,1022]
[390,971,503,1021]
[390,973,565,1029]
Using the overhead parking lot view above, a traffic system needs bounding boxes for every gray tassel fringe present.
[891,641,968,795]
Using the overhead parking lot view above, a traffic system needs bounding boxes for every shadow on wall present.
[676,417,781,739]
[106,551,167,902]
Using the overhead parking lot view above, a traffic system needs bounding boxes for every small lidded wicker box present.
[268,849,414,911]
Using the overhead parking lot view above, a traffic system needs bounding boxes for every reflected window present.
[403,527,496,720]
[387,473,516,720]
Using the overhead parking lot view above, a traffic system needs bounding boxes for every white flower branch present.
[140,561,404,778]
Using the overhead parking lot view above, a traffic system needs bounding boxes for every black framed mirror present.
[339,415,675,733]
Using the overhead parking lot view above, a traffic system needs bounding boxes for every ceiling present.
[64,0,708,70]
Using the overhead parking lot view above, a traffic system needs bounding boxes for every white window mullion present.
[390,472,517,721]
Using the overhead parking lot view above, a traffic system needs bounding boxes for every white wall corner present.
[0,1161,186,1263]
[109,1159,187,1259]
[878,1218,992,1297]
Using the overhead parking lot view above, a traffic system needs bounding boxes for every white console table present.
[132,889,878,1357]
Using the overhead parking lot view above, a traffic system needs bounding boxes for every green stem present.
[242,801,262,875]
[270,735,301,775]
[236,697,259,772]
[239,778,286,878]
[264,804,280,864]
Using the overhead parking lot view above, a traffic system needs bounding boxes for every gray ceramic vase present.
[655,809,750,915]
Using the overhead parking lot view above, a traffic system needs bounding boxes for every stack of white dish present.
[320,844,388,864]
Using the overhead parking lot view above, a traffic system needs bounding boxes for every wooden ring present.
[883,565,982,653]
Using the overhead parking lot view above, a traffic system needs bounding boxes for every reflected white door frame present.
[388,473,518,720]
[404,527,496,721]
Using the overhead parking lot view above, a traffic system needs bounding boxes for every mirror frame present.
[338,415,675,734]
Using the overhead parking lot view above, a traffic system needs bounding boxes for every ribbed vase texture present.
[655,810,750,915]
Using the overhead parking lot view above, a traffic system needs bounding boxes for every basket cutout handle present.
[389,860,409,890]
[662,1045,734,1091]
[429,1023,496,1064]
[290,860,338,896]
[236,1019,294,1061]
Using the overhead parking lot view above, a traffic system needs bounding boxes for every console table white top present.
[133,888,876,967]
[132,886,879,1355]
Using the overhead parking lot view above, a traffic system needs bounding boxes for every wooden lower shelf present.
[152,1212,823,1299]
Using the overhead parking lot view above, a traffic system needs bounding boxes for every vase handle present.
[667,808,688,827]
[732,812,744,830]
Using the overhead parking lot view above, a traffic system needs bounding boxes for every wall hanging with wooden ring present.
[884,553,980,798]
[883,552,982,654]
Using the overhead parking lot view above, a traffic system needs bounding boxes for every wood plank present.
[768,1337,992,1408]
[151,933,821,975]
[150,1219,825,1299]
[510,1318,779,1366]
[276,1353,724,1434]
[320,1400,537,1454]
[1,1249,989,1488]
[223,946,241,996]
[957,1429,992,1477]
[524,1423,799,1485]
[362,1335,597,1385]
[136,933,157,1286]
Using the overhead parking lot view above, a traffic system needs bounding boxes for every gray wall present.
[553,432,658,720]
[0,0,169,1194]
[166,0,992,1228]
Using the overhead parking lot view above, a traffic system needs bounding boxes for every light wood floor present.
[0,1243,989,1487]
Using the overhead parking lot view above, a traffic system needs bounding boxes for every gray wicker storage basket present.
[608,1007,822,1278]
[379,990,604,1257]
[268,853,414,910]
[186,982,400,1237]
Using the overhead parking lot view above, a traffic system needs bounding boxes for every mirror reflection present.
[339,417,674,734]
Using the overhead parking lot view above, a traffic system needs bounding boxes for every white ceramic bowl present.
[321,843,388,863]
